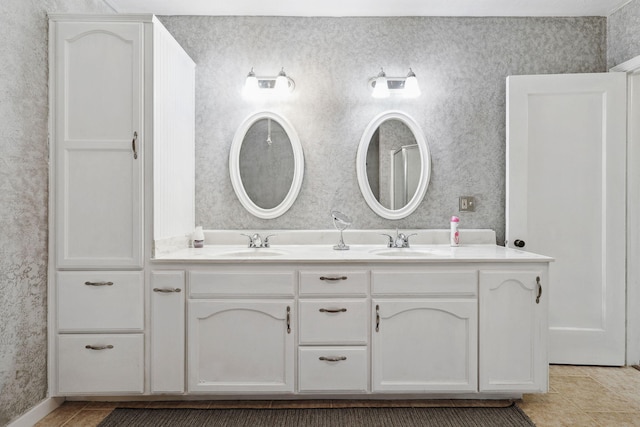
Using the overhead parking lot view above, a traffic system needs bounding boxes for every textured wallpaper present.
[0,1,113,424]
[159,16,606,244]
[608,0,640,68]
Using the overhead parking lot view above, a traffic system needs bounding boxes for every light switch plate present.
[459,196,476,212]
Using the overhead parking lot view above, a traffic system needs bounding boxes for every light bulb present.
[372,68,390,99]
[243,68,259,97]
[275,68,289,95]
[404,68,421,98]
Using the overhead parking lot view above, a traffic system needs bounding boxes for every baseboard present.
[8,396,65,427]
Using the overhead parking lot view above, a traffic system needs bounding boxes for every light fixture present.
[371,68,390,99]
[274,68,290,95]
[368,68,421,98]
[243,67,295,97]
[404,68,421,98]
[243,67,259,96]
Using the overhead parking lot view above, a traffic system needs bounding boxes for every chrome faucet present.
[241,233,274,248]
[381,230,417,248]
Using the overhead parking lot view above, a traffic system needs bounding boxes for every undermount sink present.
[369,248,435,257]
[217,248,288,257]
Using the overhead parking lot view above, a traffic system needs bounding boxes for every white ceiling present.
[104,0,631,17]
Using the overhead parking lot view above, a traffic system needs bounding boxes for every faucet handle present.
[381,233,394,248]
[402,233,418,247]
[263,234,276,248]
[241,233,259,248]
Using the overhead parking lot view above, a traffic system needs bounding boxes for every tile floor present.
[34,365,640,427]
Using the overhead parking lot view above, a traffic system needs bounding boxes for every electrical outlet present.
[459,196,476,212]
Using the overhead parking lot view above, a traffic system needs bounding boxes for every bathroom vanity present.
[51,232,551,400]
[48,14,551,402]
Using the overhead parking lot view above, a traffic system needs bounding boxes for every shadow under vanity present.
[48,14,551,402]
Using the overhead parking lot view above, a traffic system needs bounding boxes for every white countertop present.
[153,243,553,263]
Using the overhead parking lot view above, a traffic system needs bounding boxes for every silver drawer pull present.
[319,308,347,313]
[84,281,113,286]
[319,356,347,362]
[153,287,182,293]
[85,345,114,350]
[319,276,347,281]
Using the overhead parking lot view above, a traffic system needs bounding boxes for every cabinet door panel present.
[151,271,185,394]
[479,270,547,392]
[372,299,477,392]
[188,300,294,393]
[55,22,143,268]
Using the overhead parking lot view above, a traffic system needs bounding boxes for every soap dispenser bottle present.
[450,216,460,247]
[193,226,205,248]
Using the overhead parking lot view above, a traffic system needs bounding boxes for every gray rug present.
[97,404,535,426]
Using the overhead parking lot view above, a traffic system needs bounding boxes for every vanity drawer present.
[299,271,368,296]
[299,346,368,392]
[372,270,477,296]
[189,271,295,297]
[57,271,143,332]
[57,334,144,394]
[299,299,368,344]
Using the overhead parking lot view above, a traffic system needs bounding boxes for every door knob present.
[514,239,525,248]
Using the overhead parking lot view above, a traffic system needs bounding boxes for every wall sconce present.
[243,67,295,97]
[369,68,421,98]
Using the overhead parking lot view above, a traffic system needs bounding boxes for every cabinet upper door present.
[54,22,144,269]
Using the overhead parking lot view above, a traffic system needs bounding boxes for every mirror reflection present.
[239,118,294,210]
[365,119,420,210]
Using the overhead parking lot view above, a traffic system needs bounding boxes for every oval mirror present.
[356,111,431,220]
[230,112,304,219]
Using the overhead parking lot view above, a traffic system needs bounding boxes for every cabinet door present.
[188,300,294,393]
[479,270,547,392]
[54,22,143,268]
[372,299,477,392]
[151,271,185,394]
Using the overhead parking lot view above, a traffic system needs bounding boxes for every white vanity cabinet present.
[49,14,195,397]
[187,271,296,393]
[371,270,478,392]
[479,270,548,392]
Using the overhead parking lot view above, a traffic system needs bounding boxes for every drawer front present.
[189,271,295,297]
[299,299,368,344]
[299,346,368,392]
[299,271,368,296]
[372,270,477,296]
[57,271,143,331]
[57,334,144,394]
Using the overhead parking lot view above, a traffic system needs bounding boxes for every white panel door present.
[506,73,626,365]
[55,22,143,268]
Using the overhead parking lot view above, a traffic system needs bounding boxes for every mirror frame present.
[356,110,431,220]
[229,111,304,219]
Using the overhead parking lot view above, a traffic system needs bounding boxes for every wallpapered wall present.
[608,0,640,68]
[159,16,606,244]
[0,1,113,424]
